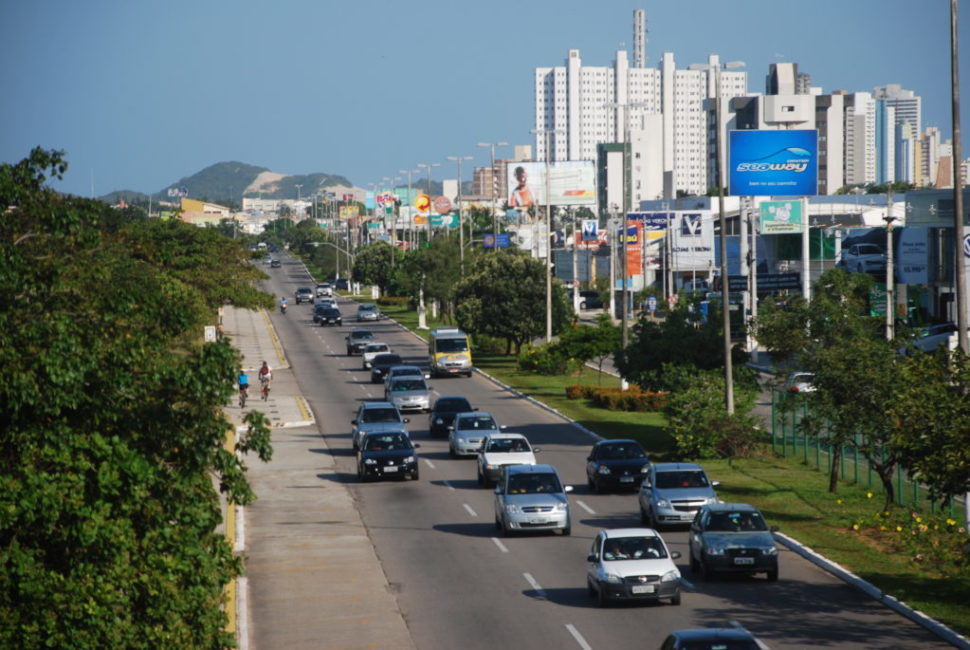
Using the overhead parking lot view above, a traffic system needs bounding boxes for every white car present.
[449,412,504,457]
[362,342,391,369]
[476,433,539,487]
[784,372,815,394]
[586,527,682,606]
[384,376,433,413]
[383,365,429,390]
[839,243,886,274]
[316,297,337,311]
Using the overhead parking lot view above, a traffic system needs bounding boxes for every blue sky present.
[1,0,966,198]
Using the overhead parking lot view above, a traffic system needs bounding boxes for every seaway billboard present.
[729,130,818,196]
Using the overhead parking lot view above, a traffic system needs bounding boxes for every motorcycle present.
[280,302,287,315]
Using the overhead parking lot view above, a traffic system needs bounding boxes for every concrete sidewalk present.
[221,306,414,650]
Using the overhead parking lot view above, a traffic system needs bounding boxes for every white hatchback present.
[476,433,539,487]
[362,342,391,369]
[586,527,682,607]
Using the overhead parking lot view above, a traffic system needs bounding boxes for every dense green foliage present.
[0,148,274,648]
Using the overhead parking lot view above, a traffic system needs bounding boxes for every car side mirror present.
[712,480,721,487]
[669,550,682,560]
[351,419,358,425]
[564,485,574,493]
[532,447,541,453]
[770,525,780,533]
[586,553,599,563]
[586,455,593,461]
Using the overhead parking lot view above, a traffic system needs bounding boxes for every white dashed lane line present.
[523,573,546,598]
[422,458,436,470]
[575,500,596,515]
[442,480,455,491]
[491,537,509,553]
[565,624,593,650]
[462,503,477,518]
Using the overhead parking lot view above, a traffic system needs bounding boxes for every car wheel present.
[587,475,595,491]
[449,444,457,459]
[560,521,571,536]
[580,301,587,310]
[669,590,681,606]
[346,349,351,356]
[689,550,699,573]
[477,468,484,486]
[596,584,609,607]
[639,504,650,526]
[501,517,513,537]
[411,469,420,481]
[587,578,596,599]
[495,515,502,531]
[767,568,779,582]
[700,560,713,582]
[856,263,864,273]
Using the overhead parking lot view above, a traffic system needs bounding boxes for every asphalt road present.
[261,258,954,650]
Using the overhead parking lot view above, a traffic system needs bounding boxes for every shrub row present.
[376,296,409,308]
[564,384,668,412]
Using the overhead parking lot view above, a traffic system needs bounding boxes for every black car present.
[294,287,314,304]
[369,353,404,384]
[688,503,779,581]
[585,439,650,493]
[345,328,375,355]
[659,628,760,650]
[428,395,474,438]
[334,278,349,291]
[317,306,342,326]
[357,431,419,481]
[578,290,603,310]
[312,302,332,323]
[270,259,281,268]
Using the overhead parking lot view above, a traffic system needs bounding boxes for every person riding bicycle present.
[238,371,250,404]
[258,362,272,397]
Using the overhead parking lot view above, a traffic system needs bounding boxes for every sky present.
[1,0,967,198]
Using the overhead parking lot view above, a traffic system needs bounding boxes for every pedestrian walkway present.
[221,306,414,650]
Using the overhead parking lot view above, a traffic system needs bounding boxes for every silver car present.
[384,376,433,413]
[449,411,503,458]
[638,462,720,529]
[351,401,409,451]
[494,464,572,536]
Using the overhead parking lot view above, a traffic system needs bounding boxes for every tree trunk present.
[828,443,841,493]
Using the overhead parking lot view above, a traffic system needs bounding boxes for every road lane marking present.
[565,624,592,650]
[523,573,546,598]
[491,537,509,553]
[730,621,769,650]
[462,503,477,517]
[442,480,455,491]
[422,458,436,469]
[575,500,595,515]
[680,576,696,590]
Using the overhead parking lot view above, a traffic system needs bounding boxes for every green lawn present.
[374,300,970,636]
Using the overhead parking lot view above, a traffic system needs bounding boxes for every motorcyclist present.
[280,296,288,314]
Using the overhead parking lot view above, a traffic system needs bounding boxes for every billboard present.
[729,130,818,196]
[838,226,929,285]
[759,200,803,234]
[506,161,596,207]
[670,212,715,269]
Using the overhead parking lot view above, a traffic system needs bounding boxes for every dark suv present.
[345,328,374,355]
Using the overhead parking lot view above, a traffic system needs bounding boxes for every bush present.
[377,296,408,308]
[563,384,668,412]
[518,344,568,375]
[472,334,506,355]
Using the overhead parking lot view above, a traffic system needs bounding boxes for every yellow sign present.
[414,214,428,225]
[414,193,431,212]
[339,205,360,220]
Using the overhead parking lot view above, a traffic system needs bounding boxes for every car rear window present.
[656,470,709,489]
[361,408,401,423]
[373,355,403,366]
[435,398,472,412]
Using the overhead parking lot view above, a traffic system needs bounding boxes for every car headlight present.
[504,504,520,515]
[661,569,680,583]
[597,465,611,475]
[485,463,497,470]
[403,456,416,464]
[640,464,650,474]
[704,546,725,556]
[435,418,443,424]
[762,546,777,556]
[554,502,568,512]
[603,572,624,584]
[363,458,377,465]
[654,499,669,508]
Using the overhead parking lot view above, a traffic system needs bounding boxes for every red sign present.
[626,221,642,276]
[433,195,452,215]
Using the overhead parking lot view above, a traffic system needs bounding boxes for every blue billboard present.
[729,130,818,196]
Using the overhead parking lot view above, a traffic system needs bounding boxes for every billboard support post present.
[884,189,897,341]
[715,65,735,416]
[802,197,811,301]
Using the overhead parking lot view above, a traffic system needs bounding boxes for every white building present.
[534,47,747,202]
[844,92,878,187]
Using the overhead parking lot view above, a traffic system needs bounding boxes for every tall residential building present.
[844,92,877,186]
[920,126,941,186]
[874,84,922,183]
[534,48,746,200]
[875,100,896,184]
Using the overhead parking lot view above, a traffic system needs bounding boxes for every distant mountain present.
[98,161,355,205]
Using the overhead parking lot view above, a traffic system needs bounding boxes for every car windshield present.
[297,288,312,294]
[390,368,421,379]
[602,536,667,561]
[351,331,373,340]
[373,355,403,367]
[436,338,468,353]
[458,415,496,430]
[677,640,759,650]
[506,473,561,494]
[435,398,471,412]
[365,344,389,353]
[707,511,768,532]
[392,379,426,392]
[598,443,646,460]
[655,470,709,489]
[361,408,401,423]
[359,304,376,311]
[486,438,530,453]
[363,433,411,451]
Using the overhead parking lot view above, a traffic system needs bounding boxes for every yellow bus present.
[428,327,472,378]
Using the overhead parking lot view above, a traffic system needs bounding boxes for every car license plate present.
[734,557,754,565]
[631,585,654,594]
[384,466,398,473]
[619,476,634,483]
[529,518,547,524]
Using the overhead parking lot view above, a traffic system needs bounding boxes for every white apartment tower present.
[844,92,878,186]
[534,47,746,199]
[874,84,922,184]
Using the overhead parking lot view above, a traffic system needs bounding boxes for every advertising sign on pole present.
[506,161,596,207]
[759,200,803,234]
[670,212,715,269]
[729,130,818,196]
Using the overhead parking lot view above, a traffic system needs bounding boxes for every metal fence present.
[769,389,964,517]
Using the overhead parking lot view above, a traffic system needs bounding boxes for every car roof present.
[372,354,403,363]
[364,341,388,348]
[456,410,493,418]
[388,365,423,372]
[504,463,557,476]
[297,287,312,291]
[350,328,373,334]
[600,527,662,540]
[483,432,527,441]
[594,438,641,447]
[388,376,426,385]
[433,396,472,408]
[666,628,757,642]
[652,462,704,471]
[702,502,760,513]
[360,401,396,410]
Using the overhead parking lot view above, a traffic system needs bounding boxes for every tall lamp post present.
[478,141,509,244]
[399,168,419,249]
[532,128,564,342]
[447,155,473,270]
[417,162,440,246]
[884,191,897,341]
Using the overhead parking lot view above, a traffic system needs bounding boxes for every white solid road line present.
[523,573,546,598]
[442,480,455,491]
[565,623,593,650]
[462,503,477,518]
[575,500,596,515]
[491,537,509,553]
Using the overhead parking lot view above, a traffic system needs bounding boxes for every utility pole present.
[884,190,897,341]
[478,141,509,247]
[714,63,735,415]
[447,155,473,271]
[417,162,440,246]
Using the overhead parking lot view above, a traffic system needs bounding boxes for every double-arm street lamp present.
[417,162,440,245]
[399,168,419,248]
[446,155,473,269]
[477,141,509,241]
[531,127,565,342]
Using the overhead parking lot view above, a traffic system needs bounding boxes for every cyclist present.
[258,361,272,400]
[238,371,250,407]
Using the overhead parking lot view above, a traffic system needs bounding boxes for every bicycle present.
[260,379,271,401]
[238,385,249,409]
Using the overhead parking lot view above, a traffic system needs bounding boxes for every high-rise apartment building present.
[920,126,941,187]
[844,92,878,187]
[874,84,922,184]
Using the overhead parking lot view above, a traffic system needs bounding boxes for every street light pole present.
[417,162,440,246]
[399,168,418,249]
[714,62,735,415]
[478,141,509,246]
[295,184,302,202]
[884,191,897,341]
[447,155,473,271]
[532,128,563,342]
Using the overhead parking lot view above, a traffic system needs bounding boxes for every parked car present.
[477,433,538,487]
[909,321,958,353]
[270,259,282,268]
[688,503,779,581]
[784,371,815,394]
[369,353,405,384]
[357,431,419,482]
[315,283,333,297]
[659,628,761,650]
[586,527,681,606]
[316,306,342,326]
[334,278,349,291]
[357,303,381,322]
[493,464,572,536]
[585,439,650,493]
[346,328,375,356]
[362,342,391,369]
[638,462,720,529]
[838,243,886,274]
[578,290,604,310]
[351,401,409,451]
[384,376,433,413]
[427,396,474,439]
[449,411,503,457]
[294,287,315,304]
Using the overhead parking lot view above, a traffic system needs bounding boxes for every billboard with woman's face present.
[507,161,596,207]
